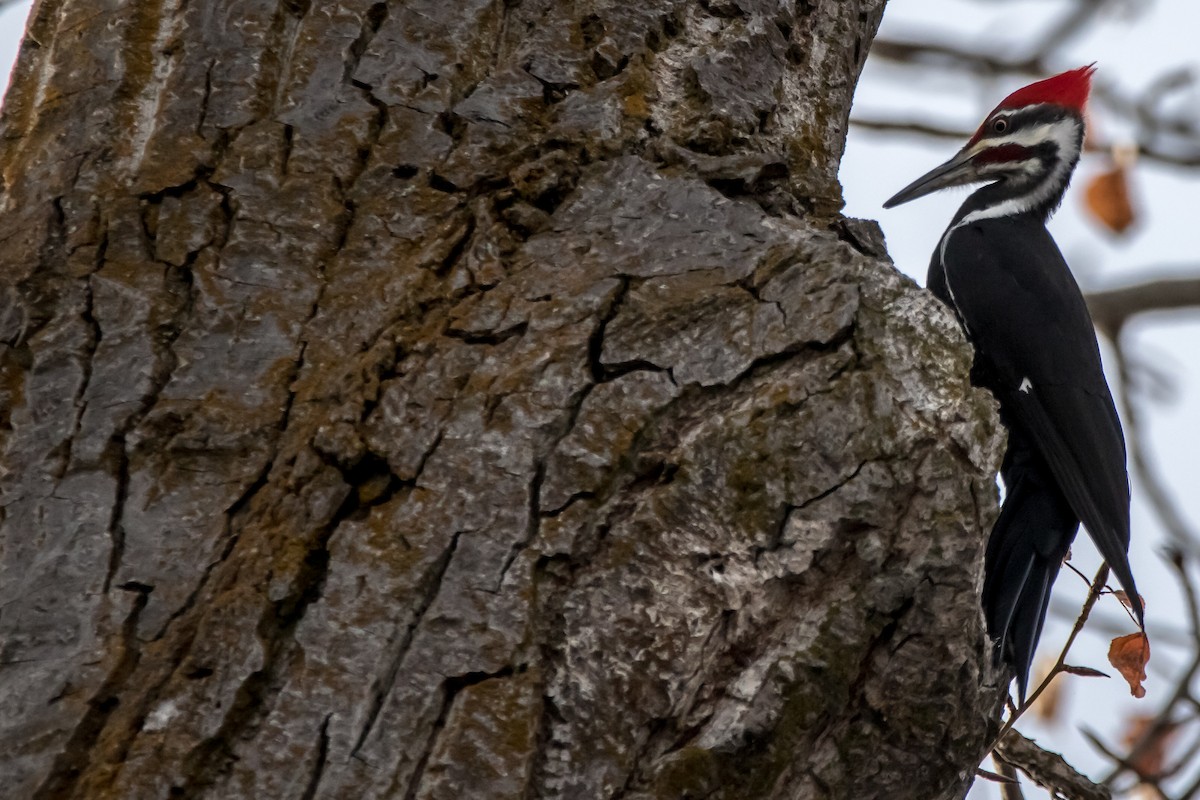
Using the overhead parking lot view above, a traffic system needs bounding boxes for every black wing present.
[935,216,1142,622]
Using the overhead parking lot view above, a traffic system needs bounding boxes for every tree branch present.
[995,730,1112,800]
[1087,276,1200,338]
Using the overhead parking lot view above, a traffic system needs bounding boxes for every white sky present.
[0,1,1196,797]
[0,2,23,97]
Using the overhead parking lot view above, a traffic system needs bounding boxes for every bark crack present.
[497,276,633,586]
[299,713,331,800]
[589,276,631,382]
[268,0,311,113]
[349,529,464,761]
[148,457,273,642]
[171,465,353,798]
[343,3,388,88]
[55,272,100,482]
[401,667,516,800]
[30,584,151,800]
[196,59,215,136]
[101,438,132,594]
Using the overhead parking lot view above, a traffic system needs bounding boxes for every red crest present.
[996,64,1096,112]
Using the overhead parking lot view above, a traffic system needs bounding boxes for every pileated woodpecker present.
[883,65,1143,699]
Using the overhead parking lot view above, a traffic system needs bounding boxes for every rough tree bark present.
[0,1,1007,798]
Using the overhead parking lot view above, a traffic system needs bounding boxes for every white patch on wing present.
[1019,377,1032,393]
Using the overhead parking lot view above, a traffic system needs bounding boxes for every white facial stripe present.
[967,118,1075,156]
[960,112,1082,225]
[979,158,1042,177]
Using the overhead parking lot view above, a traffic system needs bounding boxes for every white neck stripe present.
[959,116,1081,225]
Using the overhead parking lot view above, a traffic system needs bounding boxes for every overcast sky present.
[0,1,1197,797]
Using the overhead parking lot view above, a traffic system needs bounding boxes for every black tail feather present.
[983,445,1079,702]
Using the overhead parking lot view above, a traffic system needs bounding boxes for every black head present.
[883,66,1095,219]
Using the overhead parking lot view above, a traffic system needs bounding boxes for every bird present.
[882,65,1144,701]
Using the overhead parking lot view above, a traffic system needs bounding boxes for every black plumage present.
[884,66,1143,700]
[930,211,1141,699]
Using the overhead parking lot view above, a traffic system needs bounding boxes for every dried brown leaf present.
[1084,164,1136,234]
[1108,632,1151,698]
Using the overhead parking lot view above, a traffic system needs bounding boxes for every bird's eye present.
[992,117,1009,134]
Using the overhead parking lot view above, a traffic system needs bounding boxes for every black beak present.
[883,147,982,208]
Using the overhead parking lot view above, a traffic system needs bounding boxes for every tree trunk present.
[0,1,1006,798]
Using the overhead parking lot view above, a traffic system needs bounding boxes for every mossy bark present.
[0,1,1006,798]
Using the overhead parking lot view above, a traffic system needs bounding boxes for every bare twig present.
[991,566,1110,751]
[1050,597,1192,649]
[979,765,1021,785]
[850,115,971,142]
[851,115,1200,168]
[1087,276,1200,339]
[1161,730,1200,781]
[996,730,1113,800]
[991,756,1027,800]
[1025,0,1124,65]
[1085,728,1172,799]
